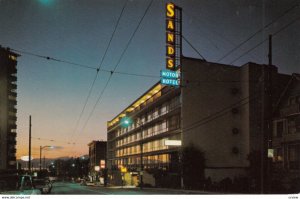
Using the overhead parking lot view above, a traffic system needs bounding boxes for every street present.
[50,182,209,195]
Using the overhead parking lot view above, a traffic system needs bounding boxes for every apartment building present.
[0,47,19,170]
[272,74,300,182]
[181,57,291,184]
[88,140,107,181]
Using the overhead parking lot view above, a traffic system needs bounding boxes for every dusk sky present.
[0,0,299,159]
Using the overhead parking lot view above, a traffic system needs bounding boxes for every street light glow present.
[120,116,132,127]
[20,156,34,161]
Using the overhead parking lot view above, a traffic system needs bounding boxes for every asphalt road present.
[50,182,208,195]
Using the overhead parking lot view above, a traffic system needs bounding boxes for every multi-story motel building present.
[107,57,299,189]
[107,83,181,186]
[0,47,19,171]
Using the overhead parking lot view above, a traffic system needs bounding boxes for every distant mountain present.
[17,155,89,170]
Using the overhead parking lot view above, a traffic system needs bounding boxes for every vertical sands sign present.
[162,2,182,87]
[166,2,182,71]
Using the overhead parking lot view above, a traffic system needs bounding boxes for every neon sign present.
[165,2,182,71]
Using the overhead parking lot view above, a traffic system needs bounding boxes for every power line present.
[182,10,236,48]
[183,85,262,133]
[70,0,129,141]
[31,137,76,145]
[229,15,300,64]
[183,96,253,132]
[76,0,154,141]
[10,48,98,70]
[113,70,159,78]
[182,35,206,61]
[217,3,299,62]
[6,46,159,78]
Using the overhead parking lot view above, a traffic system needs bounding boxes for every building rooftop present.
[107,82,164,128]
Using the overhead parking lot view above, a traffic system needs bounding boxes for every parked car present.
[3,175,41,195]
[33,178,52,194]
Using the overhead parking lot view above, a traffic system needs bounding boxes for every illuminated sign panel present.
[161,78,179,87]
[166,3,175,18]
[163,2,181,86]
[165,2,182,73]
[166,2,176,70]
[161,69,179,79]
[165,140,182,146]
[100,160,105,169]
[160,69,180,87]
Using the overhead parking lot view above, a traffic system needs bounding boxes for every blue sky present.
[0,0,299,158]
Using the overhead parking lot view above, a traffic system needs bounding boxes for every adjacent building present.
[272,74,300,184]
[0,47,19,171]
[180,58,291,186]
[88,140,107,182]
[107,57,299,189]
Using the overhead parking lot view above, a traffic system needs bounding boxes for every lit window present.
[9,55,17,61]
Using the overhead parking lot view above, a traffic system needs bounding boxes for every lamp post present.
[39,146,54,171]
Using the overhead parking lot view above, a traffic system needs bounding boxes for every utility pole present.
[261,35,273,194]
[40,146,42,171]
[268,35,272,66]
[28,115,32,173]
[43,156,45,170]
[266,34,273,193]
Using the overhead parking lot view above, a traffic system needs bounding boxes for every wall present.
[181,58,250,181]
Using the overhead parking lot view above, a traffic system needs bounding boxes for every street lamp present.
[39,145,54,171]
[121,117,144,189]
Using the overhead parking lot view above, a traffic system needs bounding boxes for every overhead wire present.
[182,35,206,61]
[229,15,300,65]
[217,3,299,62]
[7,46,159,78]
[182,78,264,132]
[70,0,129,142]
[10,48,97,70]
[181,10,236,48]
[77,0,155,138]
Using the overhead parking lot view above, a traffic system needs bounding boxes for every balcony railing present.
[116,103,180,138]
[8,65,17,74]
[10,74,17,82]
[280,104,300,117]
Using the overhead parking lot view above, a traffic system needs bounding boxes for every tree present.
[181,145,205,190]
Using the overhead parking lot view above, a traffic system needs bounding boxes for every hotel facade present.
[107,57,299,189]
[107,83,181,186]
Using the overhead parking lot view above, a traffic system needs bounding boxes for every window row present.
[115,138,170,157]
[114,153,170,166]
[116,121,168,147]
[273,116,300,137]
[116,115,180,148]
[273,144,300,170]
[116,96,180,137]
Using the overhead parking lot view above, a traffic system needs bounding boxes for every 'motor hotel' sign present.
[166,2,182,71]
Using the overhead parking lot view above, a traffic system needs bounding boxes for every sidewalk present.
[86,183,222,194]
[141,187,221,194]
